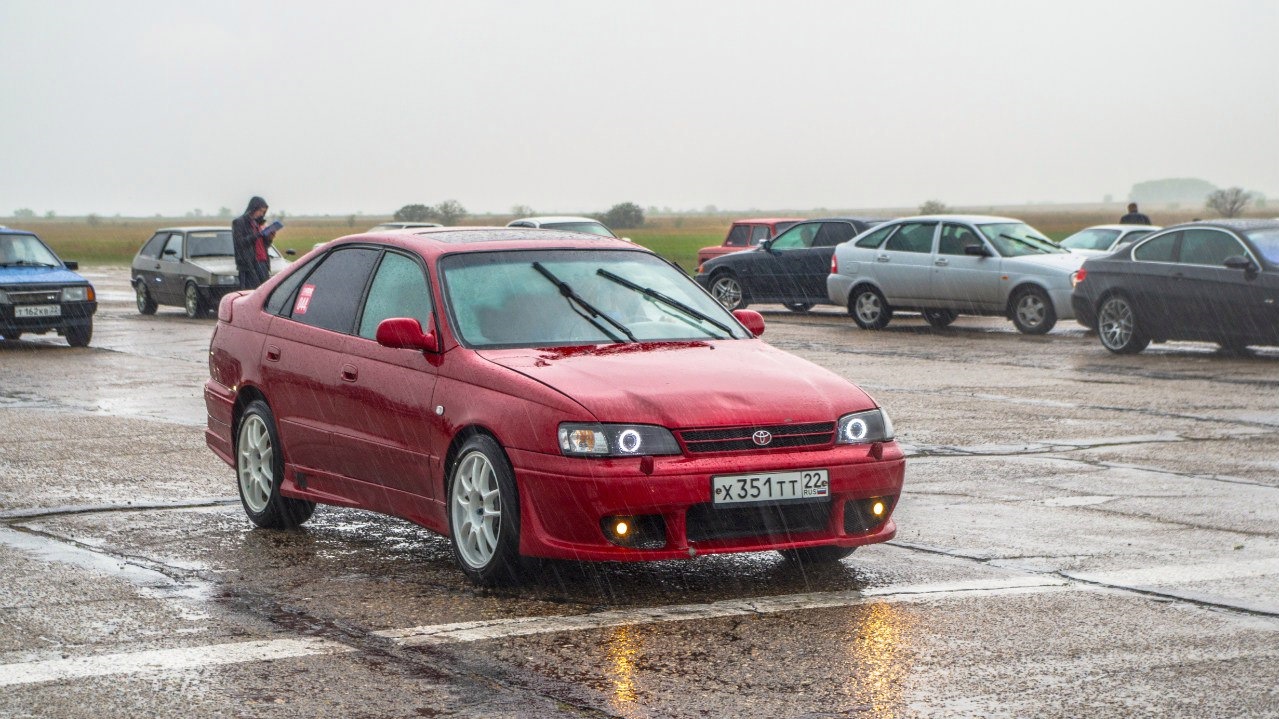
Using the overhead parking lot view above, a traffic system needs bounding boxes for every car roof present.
[153,226,230,233]
[0,227,40,235]
[1172,218,1279,232]
[889,214,1024,223]
[508,216,603,225]
[1079,224,1161,231]
[331,226,640,257]
[731,217,805,224]
[804,216,889,223]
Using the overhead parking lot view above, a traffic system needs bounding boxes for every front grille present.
[5,289,61,304]
[678,422,834,453]
[686,501,831,543]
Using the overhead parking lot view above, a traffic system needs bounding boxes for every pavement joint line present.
[372,576,1072,647]
[0,638,357,688]
[0,576,1073,687]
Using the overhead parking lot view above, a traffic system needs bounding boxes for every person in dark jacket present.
[232,196,274,289]
[1119,203,1152,225]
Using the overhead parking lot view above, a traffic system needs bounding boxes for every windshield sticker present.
[295,284,316,315]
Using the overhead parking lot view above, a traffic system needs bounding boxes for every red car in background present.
[697,218,804,270]
[205,228,903,585]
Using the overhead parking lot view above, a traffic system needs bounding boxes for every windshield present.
[1059,228,1120,251]
[978,223,1067,257]
[440,249,749,348]
[1244,228,1279,265]
[0,233,62,267]
[543,222,617,238]
[187,231,234,257]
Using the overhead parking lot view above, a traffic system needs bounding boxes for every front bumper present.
[509,442,905,561]
[0,300,97,336]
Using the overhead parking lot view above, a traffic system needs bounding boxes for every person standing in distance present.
[232,196,276,289]
[1119,202,1152,225]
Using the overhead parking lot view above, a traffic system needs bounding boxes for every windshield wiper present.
[999,233,1053,253]
[595,268,735,339]
[0,260,58,268]
[531,262,635,343]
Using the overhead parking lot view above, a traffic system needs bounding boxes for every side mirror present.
[732,309,765,337]
[285,249,297,257]
[63,260,79,270]
[376,317,440,353]
[163,248,178,257]
[963,244,991,257]
[760,239,775,253]
[1223,255,1256,272]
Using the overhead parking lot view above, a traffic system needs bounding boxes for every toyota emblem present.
[751,430,773,446]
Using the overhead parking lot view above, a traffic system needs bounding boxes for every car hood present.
[188,256,237,274]
[1003,252,1086,274]
[0,266,89,286]
[477,340,876,428]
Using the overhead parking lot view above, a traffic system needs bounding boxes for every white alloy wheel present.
[237,413,274,514]
[1097,295,1149,354]
[184,283,203,318]
[450,449,503,569]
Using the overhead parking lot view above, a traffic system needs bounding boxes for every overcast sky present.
[3,0,1276,217]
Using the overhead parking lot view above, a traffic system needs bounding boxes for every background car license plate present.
[712,469,829,505]
[14,305,61,318]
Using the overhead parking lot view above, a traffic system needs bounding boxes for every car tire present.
[184,282,206,319]
[708,272,748,310]
[235,399,315,529]
[1097,294,1150,354]
[65,322,92,348]
[448,434,524,586]
[922,308,958,328]
[782,302,814,313]
[778,545,856,564]
[849,285,892,330]
[1010,286,1056,335]
[135,283,157,315]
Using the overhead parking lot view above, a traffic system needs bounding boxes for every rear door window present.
[285,247,381,333]
[749,225,772,244]
[1133,231,1180,262]
[814,222,858,247]
[884,222,937,253]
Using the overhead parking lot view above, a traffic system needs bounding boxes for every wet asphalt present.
[1,267,1277,718]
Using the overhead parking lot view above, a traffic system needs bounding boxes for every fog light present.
[872,501,885,517]
[601,514,666,549]
[844,495,896,534]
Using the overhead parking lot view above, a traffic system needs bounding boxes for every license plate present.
[712,469,829,505]
[14,305,61,318]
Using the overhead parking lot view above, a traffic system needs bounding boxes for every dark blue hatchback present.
[0,227,97,346]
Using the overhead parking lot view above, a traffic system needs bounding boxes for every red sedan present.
[696,218,804,270]
[204,228,904,584]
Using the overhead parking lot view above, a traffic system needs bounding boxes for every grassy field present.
[5,205,1260,272]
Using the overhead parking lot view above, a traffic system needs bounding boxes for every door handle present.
[875,255,890,262]
[265,345,281,362]
[934,258,949,266]
[341,364,358,382]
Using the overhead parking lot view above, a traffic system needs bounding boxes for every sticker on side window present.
[294,284,316,315]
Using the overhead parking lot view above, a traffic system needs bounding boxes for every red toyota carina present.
[204,228,904,585]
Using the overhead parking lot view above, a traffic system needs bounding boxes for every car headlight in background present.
[216,275,239,286]
[836,409,893,444]
[558,423,681,457]
[60,286,89,302]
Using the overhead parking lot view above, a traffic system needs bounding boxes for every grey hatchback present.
[131,227,292,318]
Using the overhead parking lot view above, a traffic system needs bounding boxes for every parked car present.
[1071,220,1279,353]
[1059,224,1161,256]
[827,215,1084,334]
[696,218,804,270]
[0,227,96,346]
[696,218,884,312]
[204,227,904,585]
[131,226,293,318]
[368,222,444,232]
[507,216,618,238]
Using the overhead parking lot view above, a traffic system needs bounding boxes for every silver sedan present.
[827,215,1085,334]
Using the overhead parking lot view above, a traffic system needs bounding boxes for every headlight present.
[558,423,681,457]
[61,286,88,302]
[836,409,893,444]
[216,275,239,286]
